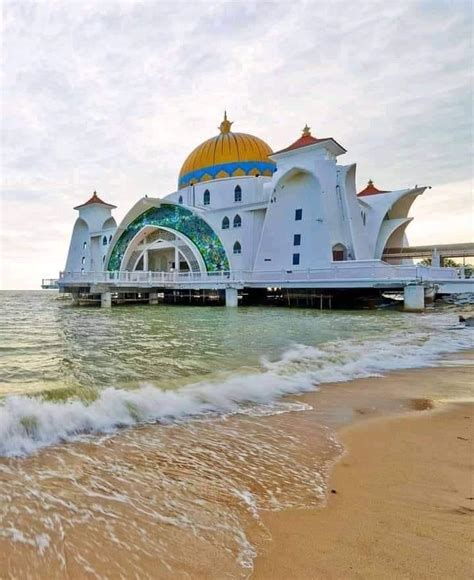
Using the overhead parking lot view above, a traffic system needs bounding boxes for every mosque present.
[65,113,425,280]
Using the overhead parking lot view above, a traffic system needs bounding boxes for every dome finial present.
[219,110,233,134]
[368,179,374,186]
[302,124,311,137]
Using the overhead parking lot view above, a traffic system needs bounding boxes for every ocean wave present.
[0,317,471,457]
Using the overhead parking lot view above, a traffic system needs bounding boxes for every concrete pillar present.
[225,287,239,307]
[101,292,112,308]
[149,292,159,305]
[403,285,424,312]
[431,250,441,267]
[175,247,180,272]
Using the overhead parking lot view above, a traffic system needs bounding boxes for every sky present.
[0,0,472,289]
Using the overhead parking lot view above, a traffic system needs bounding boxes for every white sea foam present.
[0,316,471,457]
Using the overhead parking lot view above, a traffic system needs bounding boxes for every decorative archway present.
[107,204,229,272]
[121,226,206,273]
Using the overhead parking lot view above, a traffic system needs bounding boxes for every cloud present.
[1,0,472,288]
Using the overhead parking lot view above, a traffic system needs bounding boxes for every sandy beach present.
[253,364,474,579]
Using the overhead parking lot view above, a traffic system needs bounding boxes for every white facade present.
[64,122,426,279]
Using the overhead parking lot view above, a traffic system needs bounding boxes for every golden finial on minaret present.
[219,110,233,134]
[368,179,374,187]
[302,124,311,137]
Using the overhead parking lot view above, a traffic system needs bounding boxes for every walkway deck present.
[56,262,473,295]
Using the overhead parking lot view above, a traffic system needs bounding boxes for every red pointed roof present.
[357,180,389,197]
[74,191,116,210]
[273,125,346,155]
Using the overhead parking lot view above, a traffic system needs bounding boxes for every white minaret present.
[64,192,117,273]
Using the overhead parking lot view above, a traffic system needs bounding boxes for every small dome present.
[178,113,276,189]
[358,180,389,197]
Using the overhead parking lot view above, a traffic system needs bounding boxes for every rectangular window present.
[292,253,300,265]
[293,234,301,246]
[295,208,302,221]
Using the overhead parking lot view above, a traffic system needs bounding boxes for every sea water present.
[0,291,472,578]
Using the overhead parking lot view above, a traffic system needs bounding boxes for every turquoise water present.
[0,290,471,457]
[0,291,466,399]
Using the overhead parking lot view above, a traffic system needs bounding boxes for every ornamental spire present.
[302,124,311,137]
[219,110,233,134]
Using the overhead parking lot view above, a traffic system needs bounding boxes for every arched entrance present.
[121,226,206,274]
[107,203,229,272]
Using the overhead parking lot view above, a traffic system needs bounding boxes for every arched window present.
[234,185,242,202]
[203,190,210,205]
[102,255,105,263]
[233,241,242,254]
[81,256,85,265]
[233,214,242,228]
[222,216,230,229]
[109,235,112,243]
[178,195,183,204]
[102,235,107,246]
[83,241,87,250]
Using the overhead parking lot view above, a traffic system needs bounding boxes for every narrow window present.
[83,241,87,250]
[109,235,112,243]
[293,234,301,246]
[203,190,210,205]
[222,216,230,229]
[102,235,107,245]
[178,195,183,204]
[234,185,242,202]
[233,214,242,228]
[102,255,105,263]
[292,253,300,265]
[81,256,85,265]
[295,208,303,221]
[233,241,242,254]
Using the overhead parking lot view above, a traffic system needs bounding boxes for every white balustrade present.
[57,261,461,288]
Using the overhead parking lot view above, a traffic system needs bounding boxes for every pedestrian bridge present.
[383,242,474,262]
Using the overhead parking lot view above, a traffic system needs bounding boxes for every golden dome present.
[178,112,276,189]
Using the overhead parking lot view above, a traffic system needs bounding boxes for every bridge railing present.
[58,261,459,287]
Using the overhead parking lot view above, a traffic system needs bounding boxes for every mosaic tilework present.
[178,161,276,189]
[107,204,229,272]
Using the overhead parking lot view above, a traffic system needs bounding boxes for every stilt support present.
[101,292,112,308]
[225,288,238,307]
[149,292,159,305]
[403,285,424,312]
[71,293,80,306]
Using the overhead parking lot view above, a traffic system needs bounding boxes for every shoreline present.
[252,357,474,579]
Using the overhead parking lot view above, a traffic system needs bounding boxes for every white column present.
[149,292,159,305]
[403,285,424,312]
[225,287,238,307]
[175,247,180,272]
[431,249,440,267]
[143,250,149,271]
[101,292,112,308]
[71,293,80,306]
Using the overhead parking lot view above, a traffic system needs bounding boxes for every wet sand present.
[253,363,474,579]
